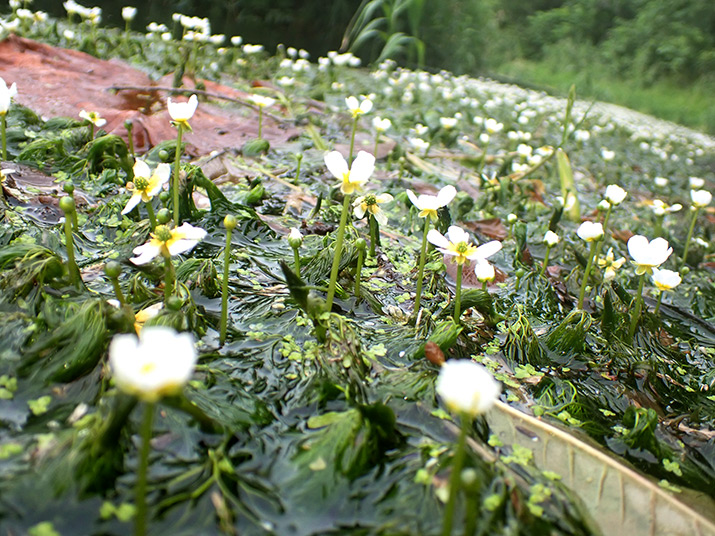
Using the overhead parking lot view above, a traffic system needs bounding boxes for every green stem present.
[442,414,469,536]
[71,209,79,231]
[454,263,463,323]
[111,277,126,306]
[89,123,94,140]
[627,273,646,340]
[1,114,6,160]
[163,255,175,304]
[326,194,352,310]
[64,215,80,287]
[654,215,664,237]
[172,124,184,225]
[540,245,552,277]
[349,116,358,163]
[414,217,431,313]
[577,240,599,309]
[257,108,263,139]
[145,201,157,230]
[681,208,699,269]
[219,227,233,346]
[369,214,378,257]
[591,206,612,269]
[134,402,155,536]
[654,291,664,315]
[373,134,380,159]
[293,246,301,274]
[354,246,364,298]
[294,154,302,182]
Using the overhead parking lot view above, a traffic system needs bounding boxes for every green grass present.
[494,58,715,136]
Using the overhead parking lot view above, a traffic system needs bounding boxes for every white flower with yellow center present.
[109,327,197,403]
[406,185,456,222]
[0,77,17,116]
[248,94,276,108]
[345,96,372,118]
[576,221,604,242]
[324,150,374,195]
[436,360,500,417]
[627,235,672,275]
[439,116,458,129]
[372,116,391,132]
[597,248,626,282]
[122,159,171,215]
[130,223,207,265]
[691,189,712,208]
[427,225,502,266]
[474,261,495,283]
[353,192,393,225]
[651,268,681,292]
[543,230,560,247]
[604,184,627,206]
[650,199,682,216]
[167,94,198,130]
[79,109,107,128]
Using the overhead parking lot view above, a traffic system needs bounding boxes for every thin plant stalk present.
[355,246,364,298]
[373,133,380,158]
[172,124,184,224]
[628,273,646,339]
[442,413,469,536]
[89,123,95,140]
[145,202,157,230]
[111,278,126,306]
[540,245,552,277]
[413,217,431,312]
[591,205,613,269]
[1,114,6,160]
[293,247,301,274]
[654,291,664,315]
[326,194,352,310]
[348,117,358,163]
[654,215,664,237]
[368,214,378,257]
[134,402,155,536]
[577,241,599,309]
[680,207,699,268]
[453,263,463,323]
[64,214,80,287]
[219,226,233,346]
[163,256,175,304]
[294,153,302,182]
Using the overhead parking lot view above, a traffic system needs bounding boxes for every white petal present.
[474,240,502,260]
[405,189,421,209]
[168,239,199,257]
[427,229,450,249]
[324,151,349,180]
[349,151,375,184]
[133,159,151,179]
[436,185,457,207]
[175,222,208,241]
[130,243,161,265]
[121,192,143,215]
[154,163,171,184]
[445,225,469,244]
[373,209,387,226]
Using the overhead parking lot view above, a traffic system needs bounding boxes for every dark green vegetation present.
[1,7,715,536]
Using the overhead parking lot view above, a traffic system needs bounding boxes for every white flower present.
[406,185,456,221]
[601,148,615,161]
[122,160,171,215]
[408,137,429,152]
[248,94,276,108]
[627,235,673,275]
[436,360,500,417]
[427,225,502,265]
[691,189,712,208]
[650,199,682,216]
[130,223,207,265]
[654,177,669,187]
[372,116,392,132]
[230,35,242,46]
[651,268,681,292]
[604,184,627,206]
[484,118,503,134]
[506,213,518,224]
[324,150,374,195]
[109,327,197,402]
[597,248,626,282]
[0,77,18,116]
[543,230,560,247]
[287,227,303,248]
[576,221,604,242]
[122,6,137,21]
[474,261,495,283]
[167,94,198,127]
[353,193,393,226]
[689,177,705,189]
[439,117,458,129]
[345,96,372,118]
[574,129,590,142]
[79,109,107,128]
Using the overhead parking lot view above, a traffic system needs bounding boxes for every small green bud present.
[287,227,303,249]
[159,191,171,204]
[59,196,75,214]
[224,214,238,231]
[104,261,122,279]
[355,238,367,252]
[124,119,133,131]
[461,468,478,487]
[166,295,183,311]
[63,182,75,195]
[158,149,170,162]
[680,266,690,276]
[515,268,525,278]
[156,208,171,225]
